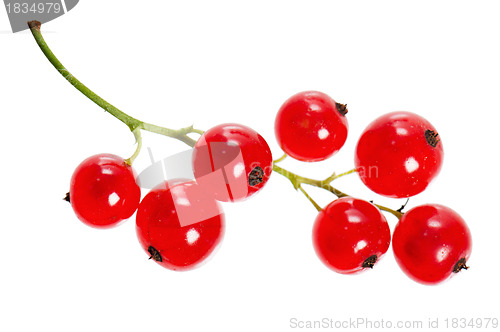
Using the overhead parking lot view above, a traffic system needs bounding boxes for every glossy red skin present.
[192,123,273,202]
[69,154,141,228]
[354,111,444,198]
[392,204,472,285]
[312,197,391,274]
[136,180,225,271]
[275,91,348,162]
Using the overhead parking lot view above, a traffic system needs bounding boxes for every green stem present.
[125,128,143,165]
[272,163,349,198]
[375,204,403,219]
[326,168,357,182]
[28,20,201,152]
[272,163,403,219]
[298,185,322,212]
[141,123,198,147]
[273,153,287,164]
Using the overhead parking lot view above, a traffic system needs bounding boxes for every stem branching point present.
[272,163,403,219]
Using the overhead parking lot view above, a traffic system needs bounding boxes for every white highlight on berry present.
[405,156,419,173]
[309,104,321,111]
[226,140,239,148]
[108,192,120,206]
[436,245,450,263]
[102,167,113,175]
[396,127,409,136]
[233,162,245,178]
[176,197,190,207]
[347,215,362,223]
[186,228,200,245]
[354,240,367,253]
[428,220,441,228]
[318,128,330,140]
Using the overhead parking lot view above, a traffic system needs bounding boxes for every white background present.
[1,1,499,331]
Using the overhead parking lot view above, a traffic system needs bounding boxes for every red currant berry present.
[274,91,348,162]
[192,123,273,202]
[136,180,225,271]
[312,197,391,274]
[354,111,443,198]
[392,204,472,285]
[69,154,141,228]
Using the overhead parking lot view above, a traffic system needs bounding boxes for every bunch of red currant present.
[67,123,273,271]
[274,91,472,285]
[28,20,471,286]
[66,90,471,285]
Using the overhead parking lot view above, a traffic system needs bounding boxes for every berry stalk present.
[28,21,202,152]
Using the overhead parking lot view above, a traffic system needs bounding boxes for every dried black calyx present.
[425,129,440,148]
[336,103,348,116]
[397,198,410,213]
[63,192,71,203]
[248,166,264,186]
[148,246,162,262]
[362,255,378,269]
[453,257,469,273]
